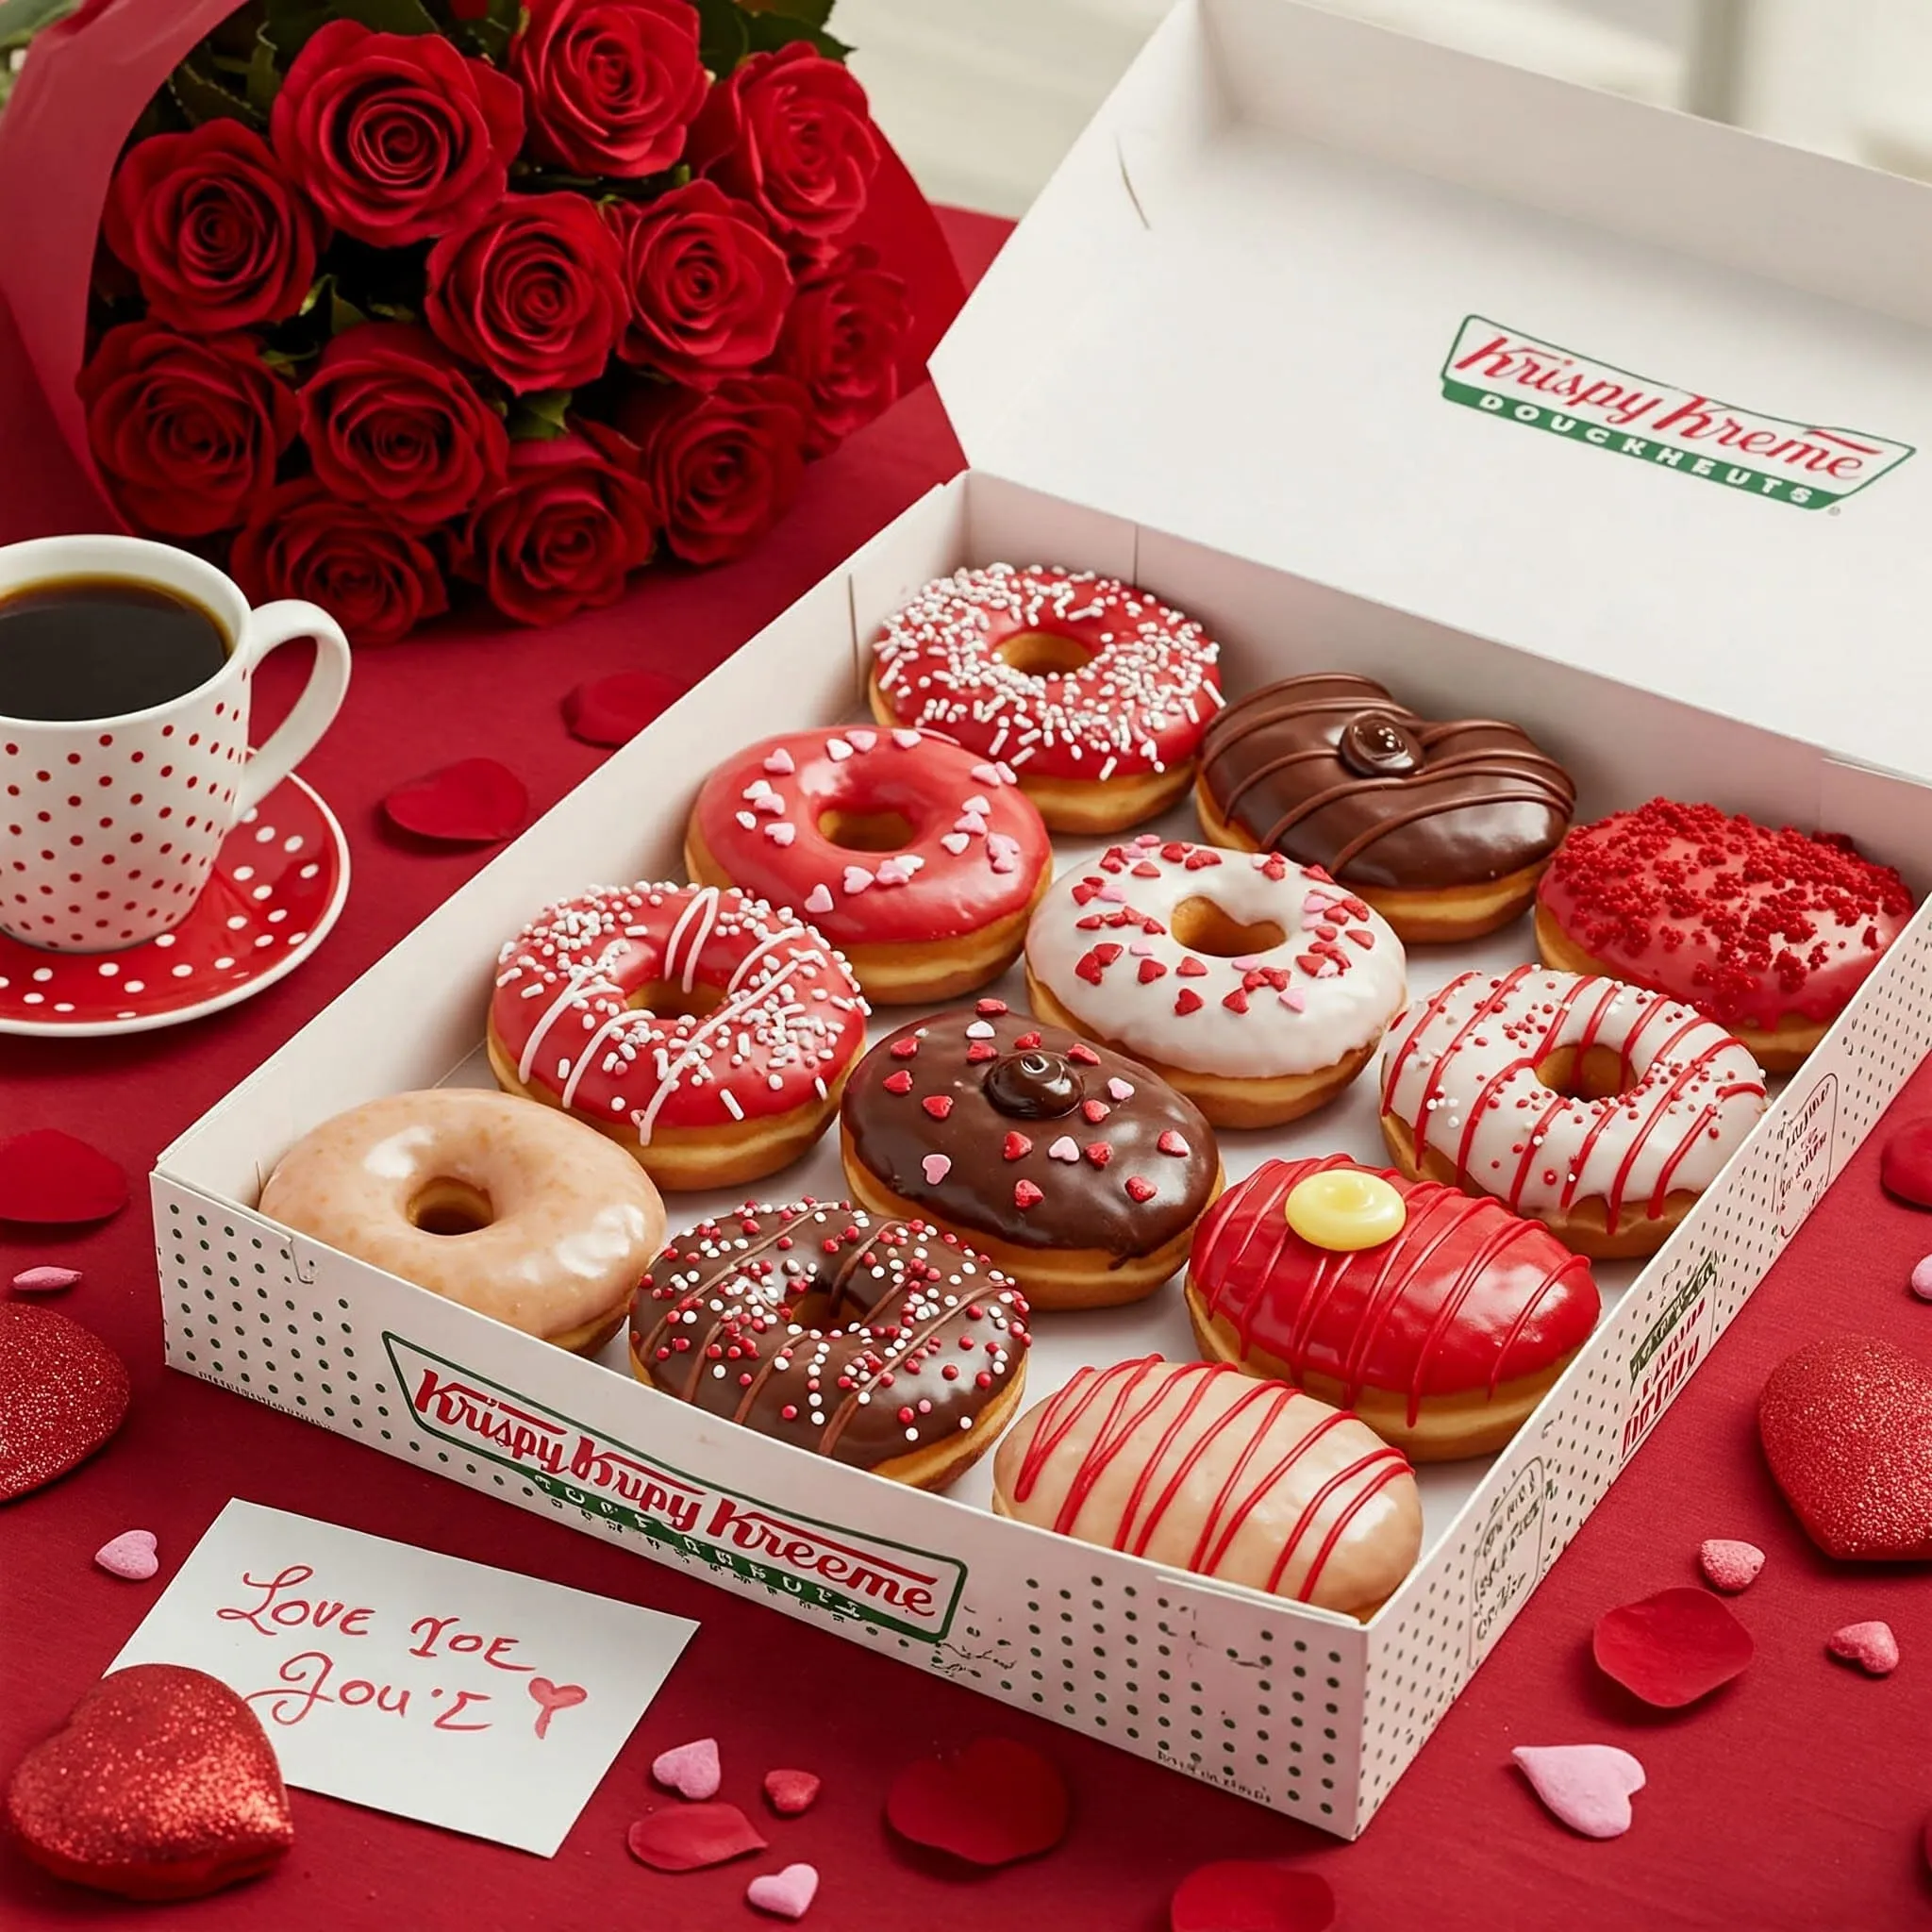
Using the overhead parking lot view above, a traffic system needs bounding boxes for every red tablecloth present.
[5,208,1931,1932]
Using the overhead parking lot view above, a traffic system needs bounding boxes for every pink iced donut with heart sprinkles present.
[685,724,1051,1004]
[867,563,1223,834]
[488,882,868,1191]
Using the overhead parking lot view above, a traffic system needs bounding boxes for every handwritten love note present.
[109,1499,697,1855]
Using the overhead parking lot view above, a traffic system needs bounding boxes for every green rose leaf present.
[245,30,283,115]
[692,0,747,76]
[748,0,836,29]
[507,389,574,441]
[741,12,851,61]
[167,52,266,130]
[262,0,438,62]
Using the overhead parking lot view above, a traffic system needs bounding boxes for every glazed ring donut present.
[487,883,868,1191]
[1379,964,1767,1259]
[1024,835,1407,1127]
[628,1199,1029,1490]
[259,1089,665,1353]
[684,724,1053,1004]
[868,563,1223,834]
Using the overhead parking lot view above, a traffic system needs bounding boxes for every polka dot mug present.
[0,535,350,952]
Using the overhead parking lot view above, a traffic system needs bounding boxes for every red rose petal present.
[625,1802,768,1873]
[1591,1586,1755,1707]
[384,758,529,843]
[762,1768,821,1817]
[1879,1118,1932,1208]
[884,1736,1069,1867]
[562,670,678,749]
[0,1130,127,1224]
[1170,1861,1337,1932]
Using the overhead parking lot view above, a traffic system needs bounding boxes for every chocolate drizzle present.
[1199,674,1575,891]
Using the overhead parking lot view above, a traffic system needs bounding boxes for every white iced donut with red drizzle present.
[991,1357,1421,1619]
[1024,835,1407,1127]
[685,724,1053,1004]
[1379,965,1767,1259]
[868,564,1223,834]
[487,883,869,1191]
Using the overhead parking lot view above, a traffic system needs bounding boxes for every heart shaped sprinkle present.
[940,833,971,856]
[1698,1538,1765,1593]
[1881,1119,1932,1207]
[1592,1586,1754,1707]
[882,1071,913,1095]
[970,762,1006,786]
[922,1155,952,1186]
[652,1736,722,1801]
[1169,1860,1337,1932]
[962,794,991,815]
[804,885,834,915]
[1085,1142,1113,1167]
[1125,1177,1157,1204]
[1827,1620,1899,1675]
[1511,1744,1645,1839]
[1003,1133,1032,1161]
[842,867,874,895]
[884,1736,1069,1866]
[1107,1078,1135,1101]
[11,1265,82,1294]
[747,1862,818,1919]
[1047,1137,1079,1163]
[825,738,854,761]
[383,758,528,843]
[561,670,675,747]
[847,729,876,753]
[1014,1180,1043,1209]
[1158,1131,1191,1158]
[891,1038,921,1058]
[762,1769,821,1817]
[765,747,796,775]
[0,1132,128,1225]
[765,823,796,847]
[891,729,922,749]
[95,1530,158,1581]
[923,1096,953,1120]
[626,1802,766,1872]
[0,1304,132,1501]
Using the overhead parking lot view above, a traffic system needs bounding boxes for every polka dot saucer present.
[0,775,348,1037]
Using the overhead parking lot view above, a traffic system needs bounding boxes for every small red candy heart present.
[1592,1586,1754,1707]
[884,1735,1069,1866]
[0,1130,127,1224]
[626,1801,767,1872]
[0,1304,131,1501]
[562,669,676,748]
[384,758,529,843]
[6,1664,293,1900]
[762,1768,821,1816]
[1170,1860,1336,1932]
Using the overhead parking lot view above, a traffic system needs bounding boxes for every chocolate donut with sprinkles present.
[487,883,868,1192]
[868,564,1223,834]
[839,999,1222,1310]
[685,724,1053,1004]
[628,1200,1028,1489]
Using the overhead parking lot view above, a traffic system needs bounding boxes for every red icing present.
[1538,799,1913,1029]
[1188,1157,1600,1420]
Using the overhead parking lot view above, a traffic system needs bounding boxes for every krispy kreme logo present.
[384,1336,965,1641]
[1441,316,1913,508]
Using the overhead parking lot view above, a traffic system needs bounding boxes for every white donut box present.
[154,0,1932,1839]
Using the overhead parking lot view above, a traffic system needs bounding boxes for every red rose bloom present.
[685,46,881,259]
[771,246,908,456]
[464,427,658,625]
[607,181,793,385]
[426,193,627,395]
[510,0,708,178]
[233,479,449,647]
[299,324,510,528]
[617,373,807,566]
[103,122,323,333]
[78,324,296,538]
[270,20,524,247]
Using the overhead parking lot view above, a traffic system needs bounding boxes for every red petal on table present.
[1591,1585,1755,1707]
[0,1303,131,1501]
[884,1735,1069,1866]
[562,670,677,748]
[625,1802,768,1873]
[0,1129,127,1224]
[1171,1861,1337,1932]
[1880,1118,1932,1208]
[383,758,528,843]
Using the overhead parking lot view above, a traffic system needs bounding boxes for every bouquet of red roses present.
[0,0,959,644]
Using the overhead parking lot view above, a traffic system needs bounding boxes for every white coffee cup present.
[0,535,351,952]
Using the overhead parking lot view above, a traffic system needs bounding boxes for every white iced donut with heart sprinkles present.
[1024,837,1407,1127]
[868,563,1223,835]
[1379,964,1768,1259]
[488,883,869,1191]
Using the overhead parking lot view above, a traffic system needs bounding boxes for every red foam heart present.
[1880,1119,1932,1208]
[383,758,529,843]
[763,1768,821,1816]
[6,1664,292,1900]
[0,1303,131,1501]
[1758,1334,1932,1560]
[625,1802,768,1873]
[1171,1861,1337,1932]
[562,670,677,748]
[0,1129,127,1224]
[884,1735,1069,1866]
[1592,1586,1755,1707]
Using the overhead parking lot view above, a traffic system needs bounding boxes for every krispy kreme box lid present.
[929,0,1932,783]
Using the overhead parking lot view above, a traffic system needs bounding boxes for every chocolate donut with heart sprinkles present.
[839,1000,1223,1309]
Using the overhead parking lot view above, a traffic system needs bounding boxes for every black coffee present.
[0,576,230,722]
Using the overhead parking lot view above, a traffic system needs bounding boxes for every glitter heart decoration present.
[0,1303,131,1501]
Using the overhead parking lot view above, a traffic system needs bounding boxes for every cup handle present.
[231,600,353,818]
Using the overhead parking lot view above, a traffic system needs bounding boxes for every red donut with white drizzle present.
[487,882,868,1191]
[867,564,1223,834]
[685,724,1052,1004]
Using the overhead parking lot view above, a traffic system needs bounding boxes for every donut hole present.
[997,629,1092,678]
[1169,895,1286,958]
[1534,1043,1640,1101]
[626,979,725,1022]
[409,1178,494,1237]
[817,806,916,853]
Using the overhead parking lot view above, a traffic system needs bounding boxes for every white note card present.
[110,1499,698,1856]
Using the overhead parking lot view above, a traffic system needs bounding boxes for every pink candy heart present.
[652,1736,722,1801]
[1698,1538,1765,1593]
[10,1266,81,1294]
[1827,1621,1900,1675]
[1512,1744,1645,1839]
[93,1529,158,1581]
[746,1862,818,1920]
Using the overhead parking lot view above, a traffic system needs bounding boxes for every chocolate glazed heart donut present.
[839,998,1222,1309]
[1195,673,1575,942]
